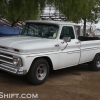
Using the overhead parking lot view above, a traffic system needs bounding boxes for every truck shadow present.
[0,64,90,85]
[50,64,89,76]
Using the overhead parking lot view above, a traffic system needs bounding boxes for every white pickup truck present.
[0,20,100,85]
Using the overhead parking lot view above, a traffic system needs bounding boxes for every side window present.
[60,26,75,39]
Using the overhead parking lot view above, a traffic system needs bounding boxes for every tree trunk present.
[11,15,21,27]
[83,18,86,36]
[11,22,16,27]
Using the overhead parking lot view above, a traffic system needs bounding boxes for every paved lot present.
[0,64,100,100]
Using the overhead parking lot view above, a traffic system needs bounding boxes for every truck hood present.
[0,36,59,54]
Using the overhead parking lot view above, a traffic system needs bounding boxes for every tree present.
[0,0,5,18]
[47,0,100,36]
[1,0,100,33]
[1,0,46,27]
[78,0,99,36]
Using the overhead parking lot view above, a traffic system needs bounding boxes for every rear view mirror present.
[63,37,71,42]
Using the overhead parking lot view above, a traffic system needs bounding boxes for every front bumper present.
[0,63,27,75]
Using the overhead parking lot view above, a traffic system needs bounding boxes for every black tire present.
[89,54,100,71]
[27,58,49,85]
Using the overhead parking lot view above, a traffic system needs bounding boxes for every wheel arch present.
[30,56,53,72]
[92,52,100,61]
[88,52,100,71]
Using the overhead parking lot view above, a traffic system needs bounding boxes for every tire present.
[89,54,100,71]
[27,58,49,85]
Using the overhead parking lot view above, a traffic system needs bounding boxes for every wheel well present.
[32,56,53,71]
[93,53,100,60]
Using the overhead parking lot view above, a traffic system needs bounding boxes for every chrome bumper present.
[0,63,27,75]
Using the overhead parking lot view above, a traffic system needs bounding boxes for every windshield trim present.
[21,23,59,39]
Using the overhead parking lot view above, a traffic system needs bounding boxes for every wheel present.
[89,54,100,71]
[27,58,49,85]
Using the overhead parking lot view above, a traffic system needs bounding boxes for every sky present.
[95,21,100,29]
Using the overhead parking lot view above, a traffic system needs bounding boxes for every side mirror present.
[63,37,71,42]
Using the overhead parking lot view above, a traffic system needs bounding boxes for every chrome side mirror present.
[63,37,71,42]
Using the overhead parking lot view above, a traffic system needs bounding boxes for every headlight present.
[13,57,22,67]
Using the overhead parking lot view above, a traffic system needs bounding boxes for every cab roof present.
[26,20,78,26]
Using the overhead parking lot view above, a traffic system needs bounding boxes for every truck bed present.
[78,36,100,41]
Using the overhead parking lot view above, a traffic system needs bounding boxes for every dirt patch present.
[0,64,100,100]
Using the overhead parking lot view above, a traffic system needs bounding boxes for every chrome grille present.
[0,52,13,65]
[0,46,8,49]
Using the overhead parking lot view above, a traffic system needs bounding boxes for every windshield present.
[21,23,59,39]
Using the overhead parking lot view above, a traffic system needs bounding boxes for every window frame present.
[59,26,75,39]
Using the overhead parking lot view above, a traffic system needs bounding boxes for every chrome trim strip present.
[0,64,27,75]
[81,47,100,52]
[67,50,80,54]
[0,60,13,65]
[26,50,80,57]
[0,64,17,73]
[0,54,13,59]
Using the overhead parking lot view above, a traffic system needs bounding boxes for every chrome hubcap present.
[96,57,100,68]
[36,64,47,80]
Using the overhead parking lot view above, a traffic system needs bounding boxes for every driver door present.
[58,26,81,69]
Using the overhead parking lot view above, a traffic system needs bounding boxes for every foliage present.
[47,0,100,35]
[0,0,5,18]
[0,0,46,27]
[1,0,100,34]
[47,0,99,22]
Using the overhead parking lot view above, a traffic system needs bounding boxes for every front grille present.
[0,52,13,65]
[0,46,8,50]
